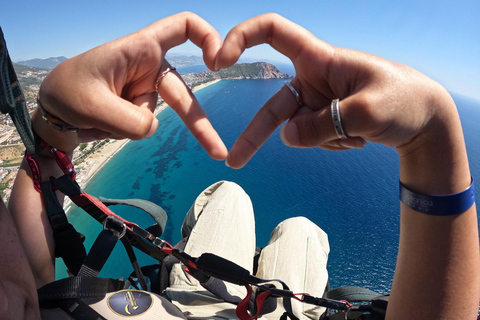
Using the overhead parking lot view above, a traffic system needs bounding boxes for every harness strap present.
[38,277,124,301]
[236,285,273,320]
[99,197,167,237]
[120,236,148,291]
[365,296,388,320]
[78,229,119,278]
[0,27,41,155]
[40,180,86,275]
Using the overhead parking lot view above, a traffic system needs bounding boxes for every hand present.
[217,14,480,320]
[38,12,227,160]
[216,13,453,168]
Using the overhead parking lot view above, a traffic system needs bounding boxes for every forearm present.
[388,88,480,319]
[8,104,76,287]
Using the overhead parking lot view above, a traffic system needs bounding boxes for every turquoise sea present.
[56,78,480,295]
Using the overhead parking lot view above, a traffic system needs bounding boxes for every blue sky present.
[1,0,479,100]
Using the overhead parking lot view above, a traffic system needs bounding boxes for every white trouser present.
[165,181,330,320]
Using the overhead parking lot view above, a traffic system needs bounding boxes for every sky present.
[1,0,479,100]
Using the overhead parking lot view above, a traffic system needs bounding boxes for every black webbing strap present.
[40,180,86,275]
[0,27,41,155]
[38,276,124,301]
[120,236,148,291]
[366,296,388,320]
[78,229,119,278]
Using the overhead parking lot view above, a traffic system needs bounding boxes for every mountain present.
[182,62,292,88]
[16,56,67,70]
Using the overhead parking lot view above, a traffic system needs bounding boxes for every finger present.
[217,13,329,68]
[149,12,222,70]
[280,96,367,148]
[59,82,159,141]
[77,129,125,143]
[226,82,302,168]
[156,67,228,160]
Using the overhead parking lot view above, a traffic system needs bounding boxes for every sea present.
[55,65,480,296]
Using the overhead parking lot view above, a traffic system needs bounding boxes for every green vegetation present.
[73,139,110,166]
[217,63,264,78]
[0,178,12,193]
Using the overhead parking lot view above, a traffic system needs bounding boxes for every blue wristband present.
[399,178,475,215]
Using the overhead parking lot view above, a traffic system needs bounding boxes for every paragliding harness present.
[25,144,389,320]
[1,28,389,319]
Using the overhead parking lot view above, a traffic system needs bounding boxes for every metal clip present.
[103,216,127,239]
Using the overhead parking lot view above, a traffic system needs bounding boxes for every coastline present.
[64,79,221,211]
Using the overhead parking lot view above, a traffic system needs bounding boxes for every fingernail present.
[280,122,300,147]
[338,139,367,149]
[225,159,231,168]
[214,57,220,72]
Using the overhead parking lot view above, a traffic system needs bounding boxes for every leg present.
[165,181,256,319]
[256,217,330,320]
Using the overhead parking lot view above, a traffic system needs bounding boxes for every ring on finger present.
[155,67,177,92]
[331,98,348,139]
[284,81,303,106]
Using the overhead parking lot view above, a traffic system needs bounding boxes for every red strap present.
[236,285,272,320]
[24,151,41,192]
[51,147,76,180]
[24,140,76,193]
[69,191,135,229]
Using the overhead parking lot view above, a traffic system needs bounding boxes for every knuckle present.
[128,112,154,140]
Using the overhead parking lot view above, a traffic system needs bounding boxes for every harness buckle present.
[103,216,126,239]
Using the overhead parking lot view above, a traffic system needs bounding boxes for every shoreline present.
[64,79,221,211]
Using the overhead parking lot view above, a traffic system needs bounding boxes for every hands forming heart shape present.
[15,11,480,320]
[38,11,455,172]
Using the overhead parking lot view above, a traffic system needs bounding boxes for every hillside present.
[182,62,292,88]
[16,56,67,70]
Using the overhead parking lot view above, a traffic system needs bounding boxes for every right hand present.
[215,13,457,169]
[39,12,228,160]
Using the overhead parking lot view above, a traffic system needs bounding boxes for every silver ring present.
[331,98,347,139]
[155,67,176,92]
[284,81,303,106]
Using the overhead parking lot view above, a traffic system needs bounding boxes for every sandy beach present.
[74,79,221,190]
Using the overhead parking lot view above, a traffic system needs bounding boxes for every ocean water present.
[56,79,480,296]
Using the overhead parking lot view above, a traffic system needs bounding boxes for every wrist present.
[397,88,471,195]
[32,106,79,153]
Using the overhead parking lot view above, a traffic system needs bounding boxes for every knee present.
[280,216,319,232]
[214,180,245,194]
[209,181,251,204]
[275,217,329,251]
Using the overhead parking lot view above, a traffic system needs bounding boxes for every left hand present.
[38,12,228,160]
